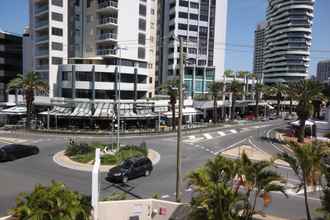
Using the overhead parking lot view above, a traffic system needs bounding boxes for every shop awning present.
[163,107,203,118]
[93,102,114,118]
[39,106,72,116]
[0,106,27,115]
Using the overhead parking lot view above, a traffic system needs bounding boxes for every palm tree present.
[224,69,234,78]
[269,83,286,117]
[187,155,243,220]
[278,141,330,220]
[254,83,264,119]
[161,80,179,131]
[291,80,322,143]
[320,155,330,219]
[284,83,296,115]
[239,153,287,220]
[8,72,48,128]
[208,81,224,123]
[11,181,91,220]
[228,80,243,120]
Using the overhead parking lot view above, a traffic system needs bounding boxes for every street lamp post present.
[114,46,127,151]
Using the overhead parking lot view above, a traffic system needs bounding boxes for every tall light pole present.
[176,36,184,202]
[114,46,127,151]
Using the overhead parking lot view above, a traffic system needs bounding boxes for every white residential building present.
[156,0,228,97]
[263,0,314,83]
[28,0,157,101]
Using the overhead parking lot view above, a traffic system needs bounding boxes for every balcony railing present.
[35,35,49,43]
[97,48,117,56]
[35,5,48,14]
[98,33,117,40]
[99,17,118,25]
[35,49,49,56]
[98,1,118,9]
[35,20,49,28]
[35,64,49,70]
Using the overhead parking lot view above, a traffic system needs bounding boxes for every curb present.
[53,149,161,173]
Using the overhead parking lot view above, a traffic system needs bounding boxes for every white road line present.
[230,129,238,134]
[248,138,269,155]
[215,138,247,155]
[188,135,196,140]
[161,195,170,199]
[270,142,285,153]
[203,133,213,139]
[217,131,226,136]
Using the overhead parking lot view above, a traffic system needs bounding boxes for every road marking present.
[217,131,226,136]
[215,138,247,155]
[161,195,170,199]
[203,133,213,139]
[248,138,269,155]
[188,135,196,140]
[270,142,285,153]
[230,129,238,134]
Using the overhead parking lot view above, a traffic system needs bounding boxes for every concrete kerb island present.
[53,149,160,172]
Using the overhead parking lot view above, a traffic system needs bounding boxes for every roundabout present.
[53,149,161,172]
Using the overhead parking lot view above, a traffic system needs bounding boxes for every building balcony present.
[35,35,49,43]
[97,33,117,42]
[35,5,48,15]
[98,17,118,26]
[35,49,49,57]
[35,64,49,70]
[97,48,117,56]
[98,1,118,10]
[35,20,49,29]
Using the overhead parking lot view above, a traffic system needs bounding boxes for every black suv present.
[0,144,39,161]
[107,156,153,183]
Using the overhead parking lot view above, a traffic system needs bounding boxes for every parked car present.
[107,156,153,183]
[0,144,39,161]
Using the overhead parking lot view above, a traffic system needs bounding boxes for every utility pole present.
[176,36,184,202]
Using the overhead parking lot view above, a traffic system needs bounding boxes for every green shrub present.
[325,132,330,139]
[101,154,117,165]
[65,143,93,157]
[90,143,108,150]
[102,192,127,201]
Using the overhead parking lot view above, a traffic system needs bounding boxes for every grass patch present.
[100,154,117,165]
[70,152,95,163]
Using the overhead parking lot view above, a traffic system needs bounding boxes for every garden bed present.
[65,142,148,166]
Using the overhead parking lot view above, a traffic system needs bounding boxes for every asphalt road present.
[0,120,322,219]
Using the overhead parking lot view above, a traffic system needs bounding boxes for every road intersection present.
[0,120,323,219]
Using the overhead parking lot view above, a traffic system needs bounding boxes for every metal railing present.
[99,17,118,25]
[35,20,49,28]
[98,1,118,9]
[97,48,117,56]
[98,33,117,40]
[35,5,48,14]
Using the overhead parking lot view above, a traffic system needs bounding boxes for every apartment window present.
[138,47,146,59]
[149,77,153,83]
[190,13,198,20]
[62,72,70,80]
[52,57,63,65]
[139,4,146,16]
[189,25,198,32]
[87,0,92,8]
[178,23,187,30]
[138,33,146,45]
[151,9,155,15]
[52,27,63,36]
[139,19,146,31]
[52,0,63,7]
[179,12,188,19]
[52,12,63,21]
[189,36,198,43]
[188,48,197,54]
[52,42,63,51]
[179,0,188,7]
[190,2,199,8]
[76,72,92,81]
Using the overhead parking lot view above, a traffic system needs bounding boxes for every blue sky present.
[0,0,329,76]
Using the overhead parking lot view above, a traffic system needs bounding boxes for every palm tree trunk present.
[256,92,259,120]
[171,102,176,131]
[276,95,280,116]
[213,97,217,124]
[289,98,293,115]
[303,178,312,220]
[25,90,34,129]
[298,120,306,143]
[231,98,236,120]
